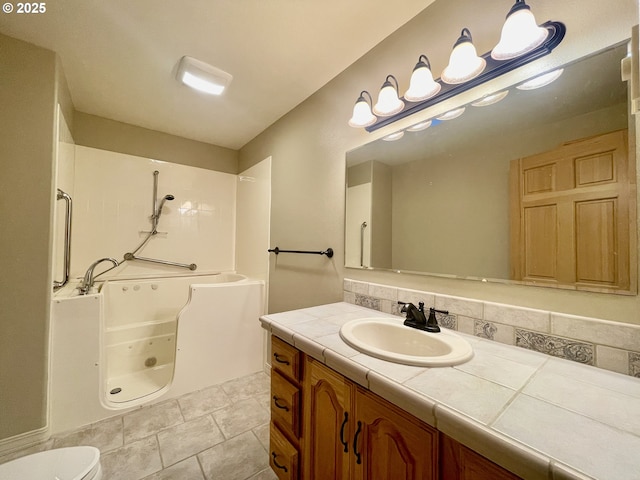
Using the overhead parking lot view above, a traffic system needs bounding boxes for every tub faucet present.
[78,257,119,295]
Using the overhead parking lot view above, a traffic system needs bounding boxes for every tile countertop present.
[259,302,640,480]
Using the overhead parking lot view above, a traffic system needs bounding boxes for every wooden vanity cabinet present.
[270,336,522,480]
[270,336,304,480]
[303,356,438,480]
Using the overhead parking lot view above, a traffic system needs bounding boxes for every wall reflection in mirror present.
[345,42,637,294]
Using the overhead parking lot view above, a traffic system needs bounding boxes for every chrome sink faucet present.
[78,257,119,295]
[398,301,447,333]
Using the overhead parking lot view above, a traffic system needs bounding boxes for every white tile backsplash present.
[435,294,483,318]
[551,313,640,351]
[484,302,550,332]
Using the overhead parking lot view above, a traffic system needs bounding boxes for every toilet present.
[0,446,102,480]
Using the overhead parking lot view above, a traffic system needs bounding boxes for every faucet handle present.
[425,308,448,333]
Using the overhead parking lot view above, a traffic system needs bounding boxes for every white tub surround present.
[260,302,640,480]
[344,279,640,378]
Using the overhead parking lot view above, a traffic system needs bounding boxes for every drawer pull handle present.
[339,411,349,453]
[353,420,362,464]
[272,452,288,472]
[273,396,290,411]
[273,353,290,365]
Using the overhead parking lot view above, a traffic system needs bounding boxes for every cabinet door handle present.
[339,412,349,453]
[273,396,290,411]
[271,452,288,472]
[353,420,362,465]
[273,353,290,365]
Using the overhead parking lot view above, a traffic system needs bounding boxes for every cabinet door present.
[440,434,521,480]
[353,387,438,480]
[270,423,299,480]
[303,357,353,480]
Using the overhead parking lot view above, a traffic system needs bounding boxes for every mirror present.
[346,42,636,294]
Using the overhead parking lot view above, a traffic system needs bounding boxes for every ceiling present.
[0,0,432,150]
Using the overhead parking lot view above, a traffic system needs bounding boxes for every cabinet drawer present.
[270,423,299,480]
[271,369,301,437]
[271,336,302,382]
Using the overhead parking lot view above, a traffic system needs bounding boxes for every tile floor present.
[0,371,277,480]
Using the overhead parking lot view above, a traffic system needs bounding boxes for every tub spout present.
[79,257,119,295]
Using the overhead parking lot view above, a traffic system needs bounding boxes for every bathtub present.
[50,273,265,434]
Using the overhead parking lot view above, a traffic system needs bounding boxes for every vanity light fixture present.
[406,120,432,132]
[373,75,405,116]
[441,28,486,84]
[516,68,563,89]
[436,107,465,121]
[404,55,441,102]
[471,90,509,107]
[348,91,378,128]
[348,5,565,133]
[176,56,232,95]
[491,0,549,61]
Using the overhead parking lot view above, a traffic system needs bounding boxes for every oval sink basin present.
[339,318,473,367]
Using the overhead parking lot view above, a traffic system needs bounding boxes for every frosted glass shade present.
[436,107,465,121]
[404,56,441,102]
[382,131,405,141]
[516,69,563,90]
[373,76,405,116]
[492,2,549,60]
[441,30,486,84]
[471,90,509,107]
[348,93,377,128]
[407,120,432,132]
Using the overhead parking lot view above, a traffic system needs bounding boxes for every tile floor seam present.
[208,412,227,442]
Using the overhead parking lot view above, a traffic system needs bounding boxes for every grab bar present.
[124,252,197,271]
[360,222,367,267]
[53,189,72,290]
[268,247,334,258]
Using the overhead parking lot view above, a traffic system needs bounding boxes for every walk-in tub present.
[50,273,264,434]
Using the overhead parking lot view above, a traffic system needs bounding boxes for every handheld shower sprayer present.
[157,194,175,216]
[151,194,174,233]
[150,171,175,233]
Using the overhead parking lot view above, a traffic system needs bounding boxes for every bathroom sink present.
[339,318,473,367]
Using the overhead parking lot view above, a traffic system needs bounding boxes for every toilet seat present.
[0,446,102,480]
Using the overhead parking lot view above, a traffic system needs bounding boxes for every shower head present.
[156,194,175,219]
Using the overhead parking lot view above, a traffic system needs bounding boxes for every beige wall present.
[239,0,640,323]
[0,33,58,440]
[74,112,239,174]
